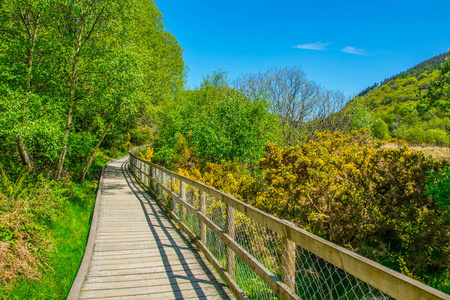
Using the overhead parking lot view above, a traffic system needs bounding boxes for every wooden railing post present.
[226,205,236,279]
[159,169,163,197]
[170,175,176,212]
[162,171,166,202]
[282,220,296,292]
[138,160,141,180]
[149,166,153,189]
[181,181,186,222]
[144,163,147,185]
[200,190,206,244]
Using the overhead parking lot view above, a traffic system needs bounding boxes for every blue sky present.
[156,0,450,97]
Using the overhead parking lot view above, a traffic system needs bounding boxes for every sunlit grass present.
[0,181,96,299]
[0,151,127,299]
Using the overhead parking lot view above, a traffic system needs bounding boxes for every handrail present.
[128,145,450,300]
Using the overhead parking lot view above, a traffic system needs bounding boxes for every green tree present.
[0,0,64,172]
[154,71,280,166]
[348,97,375,131]
[0,0,185,179]
[371,118,391,139]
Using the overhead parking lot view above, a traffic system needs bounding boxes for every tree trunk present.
[80,122,111,182]
[17,135,32,168]
[16,8,41,168]
[54,105,73,180]
[54,22,84,180]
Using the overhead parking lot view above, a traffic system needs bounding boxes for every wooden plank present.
[88,258,211,272]
[84,268,219,284]
[80,282,230,299]
[86,261,216,277]
[82,277,227,291]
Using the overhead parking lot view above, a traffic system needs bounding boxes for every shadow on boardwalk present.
[68,156,233,300]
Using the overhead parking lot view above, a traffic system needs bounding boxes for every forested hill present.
[358,52,449,97]
[357,51,450,144]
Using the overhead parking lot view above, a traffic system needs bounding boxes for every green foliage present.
[371,118,391,139]
[348,97,375,131]
[0,147,125,297]
[0,178,97,298]
[425,167,450,212]
[418,53,450,117]
[154,71,281,166]
[363,71,439,114]
[0,166,60,283]
[0,0,185,177]
[128,126,154,146]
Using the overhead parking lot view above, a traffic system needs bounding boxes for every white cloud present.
[342,46,367,56]
[293,42,330,51]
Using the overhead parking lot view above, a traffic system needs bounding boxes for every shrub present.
[257,130,450,277]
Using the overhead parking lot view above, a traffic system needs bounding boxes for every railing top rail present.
[129,146,450,300]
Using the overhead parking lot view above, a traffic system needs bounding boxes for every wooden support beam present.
[226,205,236,279]
[199,190,206,244]
[181,181,187,223]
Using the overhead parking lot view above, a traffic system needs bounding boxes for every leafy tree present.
[348,96,375,131]
[0,0,185,179]
[51,0,185,180]
[371,118,390,139]
[154,71,280,166]
[124,0,185,124]
[0,0,64,173]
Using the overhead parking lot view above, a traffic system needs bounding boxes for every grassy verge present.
[0,180,96,299]
[0,150,127,299]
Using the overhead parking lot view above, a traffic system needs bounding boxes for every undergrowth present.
[0,150,125,299]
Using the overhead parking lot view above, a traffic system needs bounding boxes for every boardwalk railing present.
[129,146,449,300]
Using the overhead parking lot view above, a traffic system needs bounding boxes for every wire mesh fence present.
[128,149,445,300]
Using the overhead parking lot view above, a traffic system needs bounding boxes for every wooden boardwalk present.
[68,156,233,300]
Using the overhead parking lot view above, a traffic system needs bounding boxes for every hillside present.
[358,52,449,97]
[358,52,450,144]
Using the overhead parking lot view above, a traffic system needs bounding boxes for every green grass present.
[0,181,96,299]
[0,150,127,299]
[426,272,450,295]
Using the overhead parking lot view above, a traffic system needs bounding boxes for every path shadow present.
[121,159,232,299]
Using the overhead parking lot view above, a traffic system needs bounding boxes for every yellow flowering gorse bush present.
[157,129,450,281]
[257,130,449,277]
